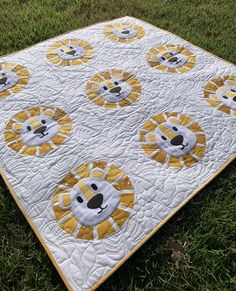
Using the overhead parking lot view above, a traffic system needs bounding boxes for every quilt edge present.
[1,153,235,291]
[0,15,235,290]
[0,15,235,68]
[90,153,236,290]
[128,16,235,67]
[0,169,74,291]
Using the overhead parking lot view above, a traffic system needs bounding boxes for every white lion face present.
[98,78,133,102]
[57,44,86,60]
[112,26,138,39]
[70,178,120,226]
[16,113,60,147]
[147,121,197,157]
[215,81,236,110]
[157,50,188,68]
[0,70,18,92]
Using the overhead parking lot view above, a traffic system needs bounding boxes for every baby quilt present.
[0,16,235,290]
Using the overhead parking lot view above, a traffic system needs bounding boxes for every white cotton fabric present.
[0,17,235,290]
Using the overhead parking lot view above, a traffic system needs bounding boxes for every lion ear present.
[91,83,100,93]
[146,132,157,144]
[58,193,71,210]
[12,123,22,132]
[44,109,54,118]
[148,54,159,63]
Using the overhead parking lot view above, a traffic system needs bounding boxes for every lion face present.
[98,78,133,103]
[86,69,141,109]
[19,114,60,147]
[46,39,93,66]
[0,63,29,100]
[204,76,236,116]
[103,22,145,43]
[57,44,86,60]
[148,121,197,157]
[146,44,196,73]
[0,70,18,92]
[4,106,72,156]
[53,161,135,240]
[156,50,188,69]
[112,26,138,39]
[215,81,236,110]
[140,113,206,168]
[70,178,120,226]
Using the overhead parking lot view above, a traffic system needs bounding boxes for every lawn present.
[0,0,235,290]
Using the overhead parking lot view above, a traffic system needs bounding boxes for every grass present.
[0,0,235,290]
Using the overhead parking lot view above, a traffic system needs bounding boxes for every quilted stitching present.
[0,16,235,290]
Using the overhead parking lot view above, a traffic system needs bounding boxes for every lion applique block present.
[4,106,72,156]
[46,39,93,66]
[140,112,206,168]
[52,161,135,240]
[102,22,145,43]
[0,63,29,100]
[204,75,236,116]
[146,44,196,73]
[86,69,141,109]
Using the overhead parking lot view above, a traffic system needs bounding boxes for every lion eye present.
[2,72,6,76]
[103,86,108,90]
[60,49,64,52]
[27,126,31,131]
[41,120,46,124]
[77,196,83,203]
[114,81,119,86]
[231,89,236,92]
[222,95,228,99]
[172,127,178,131]
[91,183,98,190]
[161,56,165,61]
[161,135,167,141]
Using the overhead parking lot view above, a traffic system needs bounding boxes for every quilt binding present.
[0,16,235,291]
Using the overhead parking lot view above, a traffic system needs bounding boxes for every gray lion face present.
[57,44,86,60]
[0,70,18,92]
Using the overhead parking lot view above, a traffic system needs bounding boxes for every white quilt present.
[0,16,235,290]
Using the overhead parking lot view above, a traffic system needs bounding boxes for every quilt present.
[0,16,235,290]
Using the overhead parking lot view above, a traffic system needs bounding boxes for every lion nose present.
[110,86,121,93]
[233,96,236,102]
[34,126,47,134]
[87,194,103,209]
[67,50,76,55]
[169,57,178,63]
[0,76,7,84]
[170,135,184,146]
[110,86,121,94]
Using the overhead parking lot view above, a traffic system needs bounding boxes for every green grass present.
[0,0,235,290]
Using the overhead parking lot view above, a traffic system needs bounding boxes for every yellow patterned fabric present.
[0,17,235,291]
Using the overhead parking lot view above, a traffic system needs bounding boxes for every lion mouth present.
[97,205,107,214]
[0,80,10,87]
[170,59,181,65]
[114,91,124,97]
[181,142,188,150]
[39,132,49,138]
